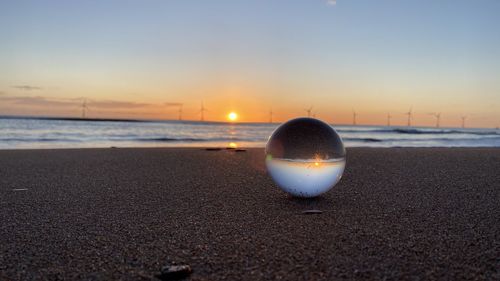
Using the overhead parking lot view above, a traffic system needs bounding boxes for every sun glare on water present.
[228,112,238,121]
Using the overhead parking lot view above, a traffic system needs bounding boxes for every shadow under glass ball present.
[265,118,346,198]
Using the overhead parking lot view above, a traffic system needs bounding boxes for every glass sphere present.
[265,118,346,198]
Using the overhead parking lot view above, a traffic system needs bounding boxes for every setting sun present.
[228,112,238,121]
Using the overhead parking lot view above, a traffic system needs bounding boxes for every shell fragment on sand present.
[156,264,192,280]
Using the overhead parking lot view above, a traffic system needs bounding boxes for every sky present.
[0,0,499,127]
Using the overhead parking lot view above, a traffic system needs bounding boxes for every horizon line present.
[0,114,496,130]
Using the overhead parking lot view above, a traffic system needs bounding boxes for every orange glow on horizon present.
[0,93,497,128]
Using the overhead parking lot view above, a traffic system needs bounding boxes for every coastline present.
[1,147,499,280]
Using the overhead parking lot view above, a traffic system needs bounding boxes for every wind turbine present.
[405,107,413,127]
[304,106,313,118]
[269,108,273,123]
[178,104,183,121]
[81,98,89,118]
[387,113,392,127]
[164,102,183,121]
[429,112,441,128]
[352,109,357,126]
[199,102,208,121]
[461,115,467,129]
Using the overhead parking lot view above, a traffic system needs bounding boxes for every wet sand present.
[0,148,499,280]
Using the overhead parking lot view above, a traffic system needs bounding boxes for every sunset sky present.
[0,0,499,127]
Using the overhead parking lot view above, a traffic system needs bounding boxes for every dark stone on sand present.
[205,148,222,151]
[156,264,192,280]
[235,149,247,152]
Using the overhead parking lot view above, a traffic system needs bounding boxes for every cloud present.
[0,95,164,111]
[0,95,78,107]
[11,85,43,91]
[0,96,190,120]
[164,102,183,107]
[327,0,337,5]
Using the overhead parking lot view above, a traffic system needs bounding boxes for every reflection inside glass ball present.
[265,118,346,198]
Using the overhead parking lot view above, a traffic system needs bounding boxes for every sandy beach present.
[0,147,499,280]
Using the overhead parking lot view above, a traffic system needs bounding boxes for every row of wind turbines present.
[80,99,479,129]
[304,106,471,128]
[79,99,210,121]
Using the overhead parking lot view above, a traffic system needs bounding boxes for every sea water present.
[1,116,500,149]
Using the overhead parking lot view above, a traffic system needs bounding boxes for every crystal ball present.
[265,118,346,197]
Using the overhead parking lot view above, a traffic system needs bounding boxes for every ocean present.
[1,117,499,149]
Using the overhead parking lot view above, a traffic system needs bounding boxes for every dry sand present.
[0,148,499,280]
